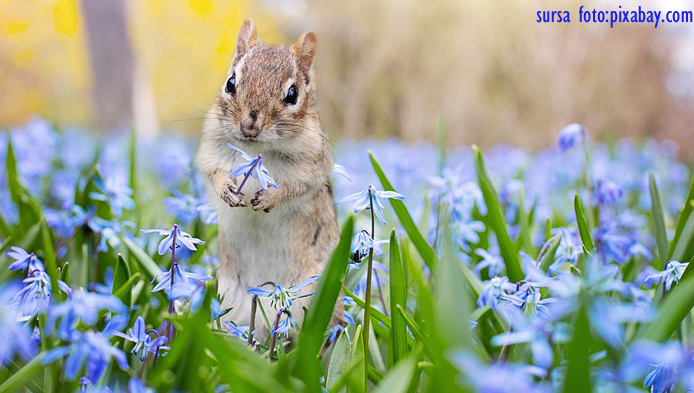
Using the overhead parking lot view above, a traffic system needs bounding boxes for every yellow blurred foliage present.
[0,0,281,132]
[54,0,78,36]
[0,0,91,127]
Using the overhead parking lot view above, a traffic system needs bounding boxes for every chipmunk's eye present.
[225,74,236,96]
[283,85,298,106]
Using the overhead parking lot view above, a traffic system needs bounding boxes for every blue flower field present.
[1,118,693,392]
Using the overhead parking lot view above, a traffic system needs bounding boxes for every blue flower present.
[337,184,405,225]
[151,264,212,300]
[47,289,127,340]
[491,308,571,369]
[595,179,623,205]
[227,143,278,191]
[164,191,205,225]
[129,377,156,393]
[332,164,351,181]
[450,351,549,392]
[141,224,205,255]
[620,341,692,393]
[477,276,516,311]
[558,123,586,151]
[88,217,135,253]
[643,260,688,291]
[7,246,43,272]
[474,249,505,278]
[551,228,583,271]
[89,176,135,217]
[454,219,485,252]
[273,313,296,338]
[350,230,387,262]
[0,281,36,365]
[45,205,87,240]
[247,276,318,310]
[112,316,169,361]
[42,330,129,382]
[589,300,653,348]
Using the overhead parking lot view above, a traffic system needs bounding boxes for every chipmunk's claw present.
[220,180,247,208]
[251,189,274,212]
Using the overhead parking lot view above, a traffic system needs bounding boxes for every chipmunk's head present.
[213,18,318,146]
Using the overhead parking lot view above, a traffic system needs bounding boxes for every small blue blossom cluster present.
[0,118,692,392]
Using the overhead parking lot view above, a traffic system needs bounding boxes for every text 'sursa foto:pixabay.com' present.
[537,5,692,28]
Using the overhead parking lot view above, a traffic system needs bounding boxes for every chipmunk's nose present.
[240,111,261,138]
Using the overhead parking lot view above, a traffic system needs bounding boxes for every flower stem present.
[268,309,288,360]
[236,156,261,195]
[581,138,595,229]
[362,187,375,391]
[166,225,178,340]
[248,295,258,346]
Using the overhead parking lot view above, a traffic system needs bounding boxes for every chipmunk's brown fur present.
[195,19,340,340]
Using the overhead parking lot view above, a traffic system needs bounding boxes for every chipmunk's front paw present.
[219,179,248,208]
[251,190,275,213]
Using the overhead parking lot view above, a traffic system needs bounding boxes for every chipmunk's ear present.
[232,18,258,66]
[291,32,316,84]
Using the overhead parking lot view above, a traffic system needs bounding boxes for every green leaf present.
[369,151,439,271]
[637,255,694,342]
[343,286,391,329]
[670,211,694,264]
[0,353,45,393]
[40,218,59,298]
[459,261,484,299]
[6,141,42,236]
[292,215,354,392]
[389,229,409,365]
[670,175,694,260]
[517,186,534,256]
[122,237,164,278]
[650,173,669,265]
[433,223,472,350]
[113,273,140,307]
[562,297,593,393]
[396,305,436,361]
[348,326,366,393]
[540,234,563,272]
[114,254,131,292]
[473,146,523,282]
[129,128,137,194]
[371,357,416,393]
[574,195,594,251]
[327,331,352,393]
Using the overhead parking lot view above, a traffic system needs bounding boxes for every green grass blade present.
[348,325,366,393]
[369,151,439,271]
[371,357,416,393]
[396,305,436,361]
[343,286,391,329]
[650,173,669,265]
[327,331,352,393]
[389,229,409,364]
[0,353,45,393]
[669,175,694,259]
[671,211,694,264]
[114,253,131,292]
[292,215,354,392]
[562,297,593,393]
[574,195,594,251]
[540,234,563,272]
[40,218,59,298]
[122,237,164,278]
[473,146,523,282]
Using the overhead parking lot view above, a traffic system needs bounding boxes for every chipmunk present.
[195,19,340,339]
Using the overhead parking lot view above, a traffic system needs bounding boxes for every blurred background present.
[0,0,692,154]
